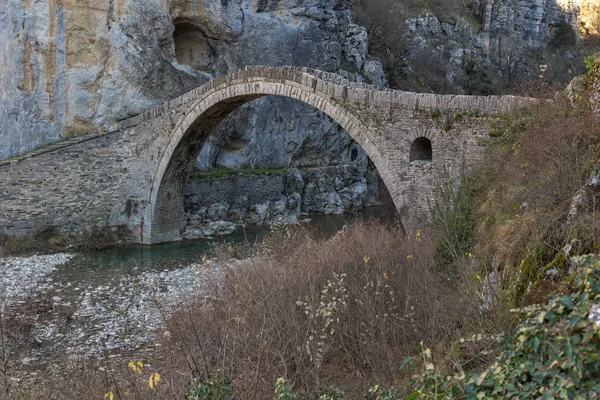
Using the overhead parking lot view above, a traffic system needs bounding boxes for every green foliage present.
[550,21,578,48]
[431,168,483,279]
[188,371,233,400]
[365,385,401,400]
[487,113,528,154]
[408,254,600,399]
[274,379,303,400]
[190,167,288,180]
[584,55,600,75]
[273,377,401,400]
[584,55,600,91]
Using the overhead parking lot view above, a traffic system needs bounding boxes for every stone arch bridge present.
[0,66,535,244]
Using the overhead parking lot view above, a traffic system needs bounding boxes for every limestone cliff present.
[394,0,596,94]
[1,0,595,164]
[0,0,380,164]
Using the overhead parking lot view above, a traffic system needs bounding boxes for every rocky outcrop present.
[0,0,381,168]
[182,165,375,239]
[193,1,383,170]
[0,0,210,160]
[196,97,370,170]
[476,0,579,48]
[399,0,594,94]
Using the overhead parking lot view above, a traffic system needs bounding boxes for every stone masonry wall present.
[0,67,536,243]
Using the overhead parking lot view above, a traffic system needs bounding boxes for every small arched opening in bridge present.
[143,70,401,244]
[409,137,432,163]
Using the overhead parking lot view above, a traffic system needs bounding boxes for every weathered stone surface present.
[0,0,211,160]
[285,168,305,196]
[0,66,537,244]
[0,0,373,169]
[182,165,370,236]
[186,174,285,209]
[201,96,368,170]
[302,165,366,214]
[479,0,578,48]
[402,0,591,94]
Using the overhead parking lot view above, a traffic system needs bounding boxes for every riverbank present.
[1,208,397,373]
[0,252,234,373]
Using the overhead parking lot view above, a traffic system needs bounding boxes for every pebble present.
[1,252,227,368]
[0,253,73,310]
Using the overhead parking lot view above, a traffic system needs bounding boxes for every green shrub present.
[188,370,233,400]
[430,168,483,279]
[408,254,600,399]
[550,21,578,48]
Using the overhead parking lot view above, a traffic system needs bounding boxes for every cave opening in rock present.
[173,22,215,71]
[409,137,433,163]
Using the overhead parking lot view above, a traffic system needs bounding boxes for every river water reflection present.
[54,206,398,287]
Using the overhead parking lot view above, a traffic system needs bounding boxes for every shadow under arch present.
[143,75,399,244]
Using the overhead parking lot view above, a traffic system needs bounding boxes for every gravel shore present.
[0,253,74,310]
[0,252,230,368]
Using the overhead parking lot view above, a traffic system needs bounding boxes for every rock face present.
[185,0,379,170]
[182,165,375,239]
[0,0,209,160]
[477,0,579,48]
[197,97,368,170]
[399,0,593,94]
[0,0,378,167]
[2,0,593,167]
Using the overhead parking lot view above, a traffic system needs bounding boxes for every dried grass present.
[159,221,498,398]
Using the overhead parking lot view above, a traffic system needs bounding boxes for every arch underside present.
[144,81,398,244]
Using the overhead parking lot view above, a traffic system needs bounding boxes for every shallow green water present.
[54,206,396,287]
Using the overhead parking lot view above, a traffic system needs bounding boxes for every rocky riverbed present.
[1,254,74,311]
[0,252,235,370]
[0,206,394,373]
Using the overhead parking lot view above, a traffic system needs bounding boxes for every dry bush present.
[2,358,181,400]
[477,95,600,303]
[0,221,512,399]
[161,221,489,398]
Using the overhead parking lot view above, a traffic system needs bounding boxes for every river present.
[4,206,397,370]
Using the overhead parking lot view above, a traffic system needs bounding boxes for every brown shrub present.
[161,221,487,398]
[477,94,600,303]
[0,221,512,399]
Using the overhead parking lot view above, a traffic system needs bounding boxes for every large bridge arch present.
[0,67,536,243]
[144,76,399,244]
